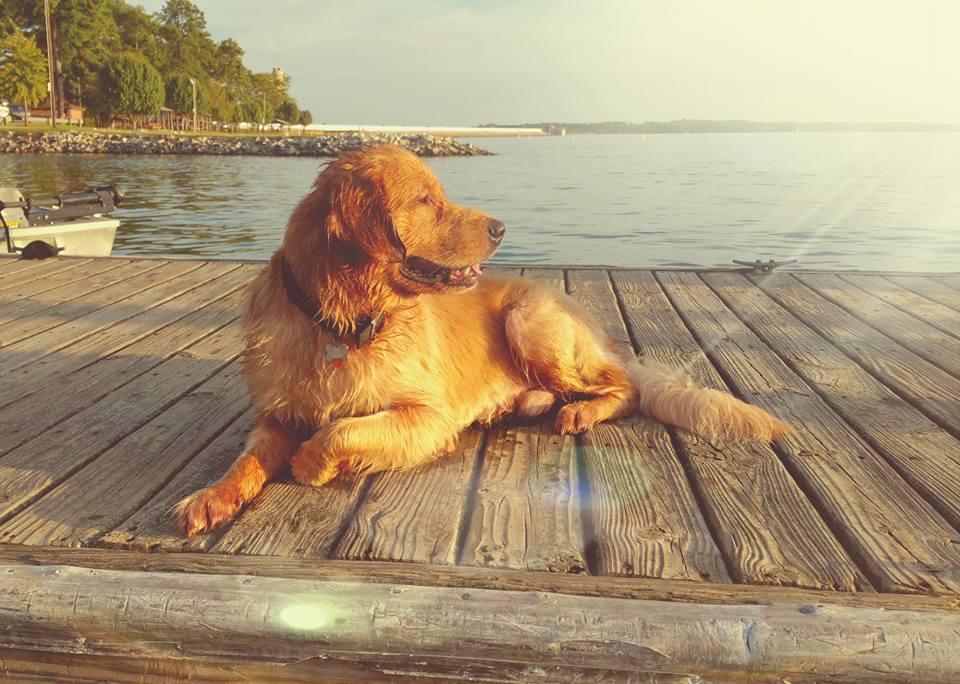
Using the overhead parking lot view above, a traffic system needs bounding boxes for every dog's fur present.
[175,145,788,537]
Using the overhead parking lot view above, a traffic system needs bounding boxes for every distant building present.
[30,101,84,124]
[544,124,567,136]
[272,67,285,86]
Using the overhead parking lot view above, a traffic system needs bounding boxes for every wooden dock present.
[2,255,960,681]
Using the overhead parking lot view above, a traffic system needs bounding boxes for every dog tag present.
[324,343,348,368]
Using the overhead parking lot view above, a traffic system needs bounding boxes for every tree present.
[276,98,299,124]
[298,110,312,126]
[212,38,249,94]
[156,0,215,78]
[100,52,163,126]
[112,2,162,65]
[0,29,49,127]
[165,73,207,117]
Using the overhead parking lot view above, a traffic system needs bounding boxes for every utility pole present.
[189,78,198,131]
[261,91,266,128]
[43,0,56,127]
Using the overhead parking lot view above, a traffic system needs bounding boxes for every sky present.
[139,0,960,126]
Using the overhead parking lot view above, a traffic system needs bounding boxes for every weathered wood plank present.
[0,263,247,403]
[2,564,959,682]
[460,269,587,574]
[565,269,733,583]
[613,271,864,590]
[98,409,254,553]
[889,274,960,314]
[210,477,368,558]
[705,271,960,532]
[0,278,248,459]
[753,273,960,440]
[0,362,249,546]
[659,271,960,594]
[932,274,960,291]
[0,259,129,324]
[0,319,242,524]
[0,647,695,684]
[0,257,46,277]
[0,257,95,291]
[0,260,176,347]
[332,429,484,564]
[459,419,587,573]
[844,274,960,340]
[4,543,959,613]
[800,273,960,378]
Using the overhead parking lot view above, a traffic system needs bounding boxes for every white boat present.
[0,185,123,257]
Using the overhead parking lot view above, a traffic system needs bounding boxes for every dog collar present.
[280,257,385,349]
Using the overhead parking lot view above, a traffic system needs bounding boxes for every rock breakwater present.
[0,130,491,157]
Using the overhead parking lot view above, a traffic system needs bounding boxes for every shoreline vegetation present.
[0,129,491,157]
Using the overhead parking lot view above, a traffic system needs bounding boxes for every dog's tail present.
[626,358,789,443]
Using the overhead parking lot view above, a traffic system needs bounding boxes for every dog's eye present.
[419,195,433,205]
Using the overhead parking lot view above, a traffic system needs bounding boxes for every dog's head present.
[286,144,504,293]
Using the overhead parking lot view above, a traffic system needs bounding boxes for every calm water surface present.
[2,133,958,270]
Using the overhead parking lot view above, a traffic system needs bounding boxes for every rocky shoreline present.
[0,130,491,157]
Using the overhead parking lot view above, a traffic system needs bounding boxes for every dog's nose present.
[488,219,506,243]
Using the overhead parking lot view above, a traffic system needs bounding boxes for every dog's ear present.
[328,167,406,264]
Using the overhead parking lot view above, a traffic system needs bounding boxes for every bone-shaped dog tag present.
[324,343,348,368]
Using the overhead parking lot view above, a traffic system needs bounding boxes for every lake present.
[2,132,958,270]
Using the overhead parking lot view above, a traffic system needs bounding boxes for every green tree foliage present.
[165,73,208,115]
[101,52,164,125]
[156,0,214,77]
[4,0,309,127]
[0,29,49,127]
[276,98,299,124]
[298,110,312,126]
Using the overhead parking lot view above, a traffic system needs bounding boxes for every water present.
[2,133,958,270]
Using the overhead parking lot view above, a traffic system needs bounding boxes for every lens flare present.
[279,600,338,631]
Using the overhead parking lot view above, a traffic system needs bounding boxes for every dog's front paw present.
[290,444,341,486]
[555,401,601,435]
[173,484,245,537]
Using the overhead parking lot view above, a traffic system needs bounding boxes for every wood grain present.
[566,269,732,583]
[0,259,136,329]
[210,478,368,558]
[800,273,960,378]
[2,563,958,681]
[612,270,865,591]
[0,262,247,406]
[0,279,248,459]
[98,410,254,553]
[3,543,958,612]
[659,271,960,594]
[459,269,587,574]
[889,274,960,314]
[0,363,249,546]
[845,274,960,339]
[0,260,193,347]
[705,271,960,532]
[459,417,587,573]
[0,318,242,523]
[0,257,95,291]
[753,273,960,439]
[333,429,484,564]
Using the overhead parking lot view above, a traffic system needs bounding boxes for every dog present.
[175,145,788,536]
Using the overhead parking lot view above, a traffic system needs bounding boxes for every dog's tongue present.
[448,264,484,281]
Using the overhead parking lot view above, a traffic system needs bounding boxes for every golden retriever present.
[176,145,787,536]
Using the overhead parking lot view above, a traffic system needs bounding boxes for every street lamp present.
[189,78,197,131]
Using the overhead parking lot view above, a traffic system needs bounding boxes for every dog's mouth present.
[400,256,484,288]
